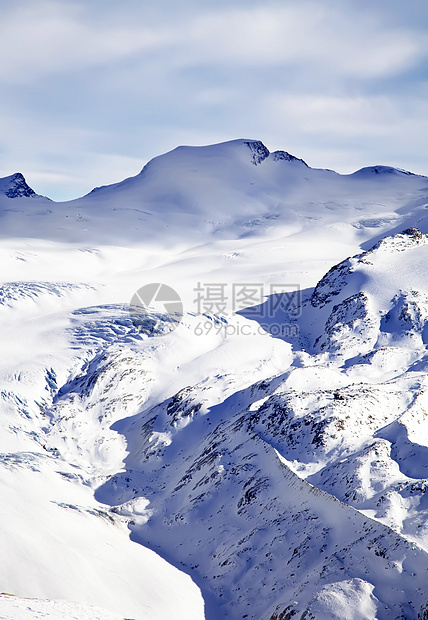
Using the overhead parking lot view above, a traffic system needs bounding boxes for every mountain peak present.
[243,140,270,165]
[0,172,36,198]
[243,140,308,167]
[271,149,308,166]
[351,165,418,177]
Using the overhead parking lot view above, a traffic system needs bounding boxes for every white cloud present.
[0,1,425,83]
[171,5,425,79]
[0,1,165,83]
[267,94,400,137]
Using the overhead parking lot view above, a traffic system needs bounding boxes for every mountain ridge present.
[1,139,425,203]
[1,140,428,619]
[1,139,427,246]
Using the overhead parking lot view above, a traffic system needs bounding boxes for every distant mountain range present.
[1,139,427,244]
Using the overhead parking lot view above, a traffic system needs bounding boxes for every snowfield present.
[1,139,428,619]
[0,594,125,620]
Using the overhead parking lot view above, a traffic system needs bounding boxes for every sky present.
[0,0,427,201]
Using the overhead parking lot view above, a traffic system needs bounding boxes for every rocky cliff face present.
[0,172,37,198]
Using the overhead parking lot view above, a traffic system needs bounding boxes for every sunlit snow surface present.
[0,594,124,620]
[1,140,428,619]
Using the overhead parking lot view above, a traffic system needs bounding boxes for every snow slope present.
[0,594,125,620]
[1,139,428,619]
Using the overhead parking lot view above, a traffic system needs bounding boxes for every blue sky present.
[0,0,427,200]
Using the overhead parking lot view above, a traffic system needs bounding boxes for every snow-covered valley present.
[1,140,428,619]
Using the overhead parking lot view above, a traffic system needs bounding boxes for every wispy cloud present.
[163,4,426,78]
[0,1,166,82]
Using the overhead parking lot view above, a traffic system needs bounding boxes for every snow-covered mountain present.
[1,139,428,245]
[1,140,428,620]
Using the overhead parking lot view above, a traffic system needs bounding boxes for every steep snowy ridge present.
[305,228,428,356]
[1,140,428,619]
